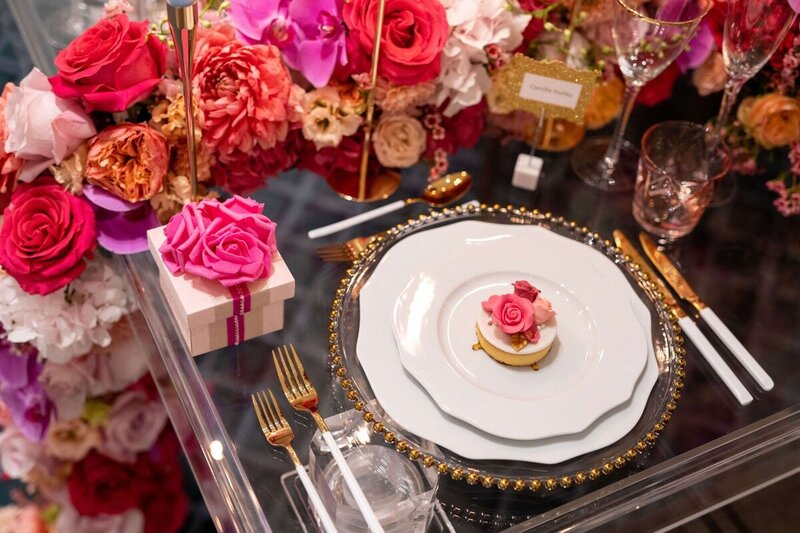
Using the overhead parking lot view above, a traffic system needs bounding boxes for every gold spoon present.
[308,171,473,239]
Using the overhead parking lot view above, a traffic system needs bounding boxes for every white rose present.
[0,427,42,478]
[372,114,426,169]
[4,68,96,183]
[98,391,167,463]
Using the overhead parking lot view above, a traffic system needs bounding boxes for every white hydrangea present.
[435,0,531,117]
[0,258,134,364]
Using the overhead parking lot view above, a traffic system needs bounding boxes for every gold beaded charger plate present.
[328,204,685,491]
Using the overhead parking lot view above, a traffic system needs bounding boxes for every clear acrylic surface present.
[7,2,800,531]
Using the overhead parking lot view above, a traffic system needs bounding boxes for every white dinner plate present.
[390,222,647,440]
[357,221,659,463]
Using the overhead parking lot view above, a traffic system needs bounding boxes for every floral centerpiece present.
[0,0,798,527]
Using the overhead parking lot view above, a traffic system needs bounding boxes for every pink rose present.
[0,177,97,295]
[533,297,555,325]
[39,362,90,420]
[482,293,535,335]
[98,391,167,463]
[49,14,167,112]
[343,0,448,85]
[3,69,96,183]
[513,280,540,302]
[159,196,278,288]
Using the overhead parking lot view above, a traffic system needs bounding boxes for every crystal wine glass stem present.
[714,78,745,141]
[603,82,641,174]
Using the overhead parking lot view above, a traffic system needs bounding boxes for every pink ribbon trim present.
[226,284,252,346]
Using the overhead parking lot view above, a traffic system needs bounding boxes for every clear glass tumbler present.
[308,409,439,533]
[633,121,731,242]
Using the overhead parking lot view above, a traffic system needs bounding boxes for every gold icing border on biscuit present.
[475,323,551,366]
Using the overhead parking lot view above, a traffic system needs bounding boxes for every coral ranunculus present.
[49,14,167,112]
[344,0,449,86]
[86,123,168,202]
[738,94,800,150]
[194,24,302,159]
[0,177,96,295]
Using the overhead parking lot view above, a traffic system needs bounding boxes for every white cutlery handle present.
[295,464,338,533]
[308,201,406,240]
[678,316,753,405]
[322,431,385,533]
[700,308,774,391]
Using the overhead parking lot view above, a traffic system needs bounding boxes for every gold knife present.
[638,234,706,312]
[611,230,752,405]
[612,230,685,319]
[638,232,772,393]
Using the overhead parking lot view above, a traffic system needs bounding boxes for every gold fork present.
[251,389,338,533]
[273,345,385,533]
[316,235,372,262]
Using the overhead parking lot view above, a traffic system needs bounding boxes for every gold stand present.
[167,2,199,200]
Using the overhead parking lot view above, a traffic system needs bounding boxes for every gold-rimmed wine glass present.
[571,0,712,192]
[712,0,797,145]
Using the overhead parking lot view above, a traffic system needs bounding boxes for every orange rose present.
[86,124,168,202]
[737,94,800,150]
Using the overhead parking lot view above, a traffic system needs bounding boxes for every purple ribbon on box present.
[226,283,252,346]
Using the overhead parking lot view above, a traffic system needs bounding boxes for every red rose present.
[68,450,142,516]
[449,101,487,150]
[49,14,167,112]
[139,430,188,533]
[0,177,96,295]
[343,0,448,85]
[298,130,384,197]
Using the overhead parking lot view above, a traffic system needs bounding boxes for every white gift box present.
[147,227,295,356]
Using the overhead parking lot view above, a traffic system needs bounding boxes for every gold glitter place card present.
[498,55,598,124]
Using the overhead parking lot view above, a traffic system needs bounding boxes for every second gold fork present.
[274,344,385,533]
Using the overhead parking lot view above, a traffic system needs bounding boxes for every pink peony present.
[0,83,23,212]
[159,196,278,287]
[3,69,96,183]
[194,24,302,159]
[482,293,535,335]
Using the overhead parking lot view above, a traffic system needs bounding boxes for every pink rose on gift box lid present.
[159,196,278,288]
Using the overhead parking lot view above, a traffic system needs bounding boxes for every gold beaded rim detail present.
[327,203,686,492]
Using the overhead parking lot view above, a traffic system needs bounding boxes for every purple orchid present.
[678,21,714,72]
[83,185,161,255]
[0,330,52,441]
[228,0,347,88]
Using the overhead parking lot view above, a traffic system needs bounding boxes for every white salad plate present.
[357,221,659,463]
[389,221,647,440]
